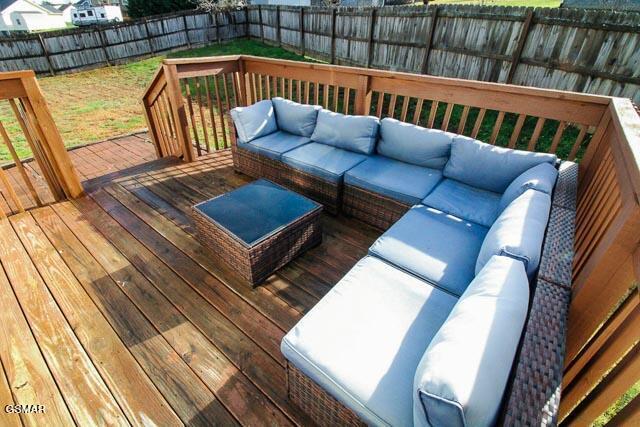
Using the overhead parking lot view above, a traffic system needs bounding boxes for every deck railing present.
[143,56,640,424]
[0,71,83,217]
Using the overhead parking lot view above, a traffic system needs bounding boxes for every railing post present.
[354,75,371,116]
[239,58,252,106]
[163,63,194,162]
[19,74,83,198]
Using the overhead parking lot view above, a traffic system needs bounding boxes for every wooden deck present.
[0,148,381,426]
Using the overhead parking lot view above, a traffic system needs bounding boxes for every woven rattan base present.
[190,203,322,286]
[232,145,282,182]
[343,184,412,230]
[279,164,341,215]
[287,363,366,427]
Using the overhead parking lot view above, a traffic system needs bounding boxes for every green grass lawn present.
[428,0,562,7]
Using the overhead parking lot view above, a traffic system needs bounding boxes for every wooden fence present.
[0,10,247,76]
[248,5,640,103]
[0,71,83,217]
[142,55,640,424]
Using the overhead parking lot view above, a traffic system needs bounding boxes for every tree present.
[128,0,197,19]
[192,0,247,12]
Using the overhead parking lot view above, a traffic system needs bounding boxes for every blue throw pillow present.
[230,100,278,143]
[377,118,453,169]
[272,97,322,137]
[500,163,559,211]
[310,109,380,155]
[443,136,557,193]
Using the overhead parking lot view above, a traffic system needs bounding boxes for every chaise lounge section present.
[230,97,575,426]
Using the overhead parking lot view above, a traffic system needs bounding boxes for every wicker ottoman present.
[190,179,323,286]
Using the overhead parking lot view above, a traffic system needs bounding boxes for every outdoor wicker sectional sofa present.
[230,98,575,426]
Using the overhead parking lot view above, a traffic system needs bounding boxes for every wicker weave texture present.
[539,205,575,289]
[343,184,412,230]
[288,363,366,427]
[279,164,342,215]
[232,145,282,182]
[191,205,322,286]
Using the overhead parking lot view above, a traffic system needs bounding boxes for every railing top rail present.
[0,70,36,81]
[162,55,613,106]
[609,97,640,200]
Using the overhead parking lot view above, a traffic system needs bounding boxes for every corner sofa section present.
[230,97,572,426]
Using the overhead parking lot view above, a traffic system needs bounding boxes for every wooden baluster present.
[204,76,220,151]
[457,105,470,134]
[150,105,169,156]
[333,86,339,112]
[288,79,293,100]
[509,114,526,148]
[549,121,567,154]
[160,93,178,150]
[0,167,24,214]
[305,81,310,104]
[343,88,350,115]
[250,73,257,103]
[9,99,62,200]
[315,82,320,105]
[156,97,173,155]
[213,74,228,149]
[230,73,239,108]
[387,94,397,118]
[0,120,42,206]
[471,108,486,139]
[569,125,588,161]
[323,83,329,109]
[428,101,439,128]
[257,75,264,101]
[297,80,302,103]
[376,92,384,118]
[489,111,505,144]
[400,97,410,122]
[280,77,285,98]
[195,77,211,153]
[527,117,546,151]
[442,103,454,131]
[183,80,201,155]
[413,99,424,125]
[222,73,233,123]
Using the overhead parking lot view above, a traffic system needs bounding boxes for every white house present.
[0,0,67,32]
[58,2,72,23]
[70,0,122,26]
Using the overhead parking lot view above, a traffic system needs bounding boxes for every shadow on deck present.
[0,147,381,426]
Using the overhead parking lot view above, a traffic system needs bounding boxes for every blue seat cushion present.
[281,142,367,184]
[476,189,552,278]
[310,109,380,155]
[230,100,278,143]
[272,97,321,137]
[238,131,311,160]
[377,118,453,169]
[369,205,489,297]
[282,256,458,427]
[422,179,501,228]
[414,255,530,427]
[344,155,443,205]
[443,136,557,193]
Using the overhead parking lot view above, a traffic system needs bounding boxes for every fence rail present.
[143,55,640,424]
[0,71,83,217]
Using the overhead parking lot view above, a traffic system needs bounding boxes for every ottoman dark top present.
[191,179,323,285]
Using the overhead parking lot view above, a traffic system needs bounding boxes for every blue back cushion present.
[230,100,278,143]
[443,136,557,193]
[499,162,558,211]
[377,118,453,169]
[310,109,380,155]
[272,97,322,137]
[476,189,552,278]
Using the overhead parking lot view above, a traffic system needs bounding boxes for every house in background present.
[58,2,72,23]
[71,0,122,26]
[0,0,67,33]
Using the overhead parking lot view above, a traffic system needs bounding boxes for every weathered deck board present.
[0,148,380,426]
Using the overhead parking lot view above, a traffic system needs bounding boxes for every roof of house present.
[0,0,17,13]
[40,2,63,13]
[0,0,63,14]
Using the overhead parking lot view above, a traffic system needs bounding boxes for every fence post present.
[258,5,264,43]
[95,28,111,66]
[299,7,305,55]
[245,7,250,39]
[330,8,337,64]
[144,18,155,54]
[366,8,376,68]
[36,34,55,76]
[214,12,221,43]
[420,5,438,75]
[506,8,534,84]
[183,14,191,49]
[276,6,281,47]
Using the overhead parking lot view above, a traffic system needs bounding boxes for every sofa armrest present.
[501,161,577,426]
